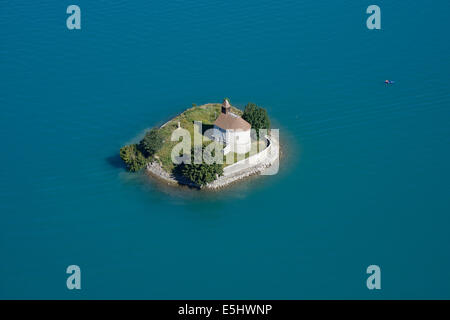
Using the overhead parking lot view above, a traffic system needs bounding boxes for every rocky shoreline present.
[146,161,201,188]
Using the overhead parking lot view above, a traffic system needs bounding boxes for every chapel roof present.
[214,100,251,131]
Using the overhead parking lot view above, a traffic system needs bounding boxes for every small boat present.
[385,80,395,84]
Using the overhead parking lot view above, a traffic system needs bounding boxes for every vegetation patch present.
[119,144,150,172]
[242,103,270,138]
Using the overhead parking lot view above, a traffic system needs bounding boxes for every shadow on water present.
[105,154,126,169]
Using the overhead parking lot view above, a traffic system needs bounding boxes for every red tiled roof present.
[214,112,251,131]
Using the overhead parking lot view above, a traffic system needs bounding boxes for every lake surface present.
[1,0,450,299]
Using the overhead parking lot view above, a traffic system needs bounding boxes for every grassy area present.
[223,139,267,164]
[154,103,267,173]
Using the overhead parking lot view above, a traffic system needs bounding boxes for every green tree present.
[242,103,270,138]
[178,147,224,186]
[181,163,223,186]
[139,128,163,157]
[119,144,148,172]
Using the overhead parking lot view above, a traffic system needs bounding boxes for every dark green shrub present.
[242,103,270,138]
[178,147,224,186]
[139,128,164,157]
[181,162,223,186]
[119,144,148,172]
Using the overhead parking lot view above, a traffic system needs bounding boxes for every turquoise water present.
[1,1,450,299]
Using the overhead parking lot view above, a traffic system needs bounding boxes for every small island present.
[119,99,279,189]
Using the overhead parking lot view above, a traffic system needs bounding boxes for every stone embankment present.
[145,135,279,189]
